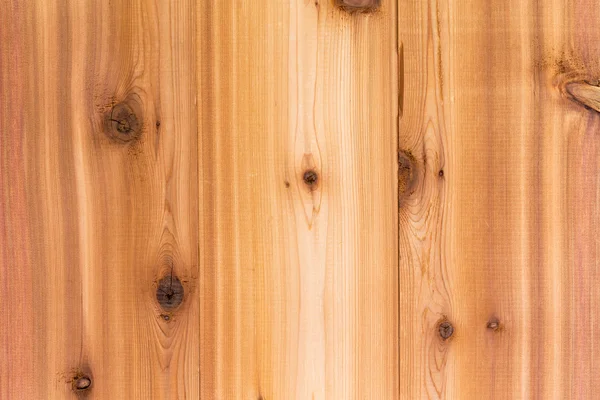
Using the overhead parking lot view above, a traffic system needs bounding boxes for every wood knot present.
[72,374,92,391]
[487,318,501,332]
[303,170,319,190]
[335,0,380,13]
[156,275,184,310]
[105,95,143,142]
[438,320,454,340]
[398,150,417,200]
[160,313,171,321]
[565,81,600,113]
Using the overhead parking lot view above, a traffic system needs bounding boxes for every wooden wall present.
[1,0,599,399]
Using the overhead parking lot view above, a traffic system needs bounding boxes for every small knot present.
[398,149,417,201]
[438,320,454,340]
[565,81,600,113]
[438,169,444,177]
[73,375,92,391]
[303,170,319,189]
[104,95,143,143]
[156,275,184,310]
[335,0,380,12]
[487,318,501,331]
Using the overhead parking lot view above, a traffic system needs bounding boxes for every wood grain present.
[199,0,398,398]
[399,0,600,398]
[9,0,600,398]
[0,1,198,398]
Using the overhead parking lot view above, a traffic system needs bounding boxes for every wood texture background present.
[2,0,600,399]
[399,0,600,398]
[199,0,397,398]
[0,1,198,398]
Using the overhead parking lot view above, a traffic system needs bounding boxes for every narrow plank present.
[399,0,600,398]
[199,0,398,398]
[0,1,198,398]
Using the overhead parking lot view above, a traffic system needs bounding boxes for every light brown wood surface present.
[4,0,600,399]
[1,0,397,399]
[399,0,600,398]
[1,1,198,398]
[199,0,398,398]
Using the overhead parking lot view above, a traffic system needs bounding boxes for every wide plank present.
[399,0,600,398]
[0,1,199,398]
[199,0,398,398]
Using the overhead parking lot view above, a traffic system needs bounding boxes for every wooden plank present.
[199,0,398,398]
[0,1,198,398]
[399,0,600,398]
